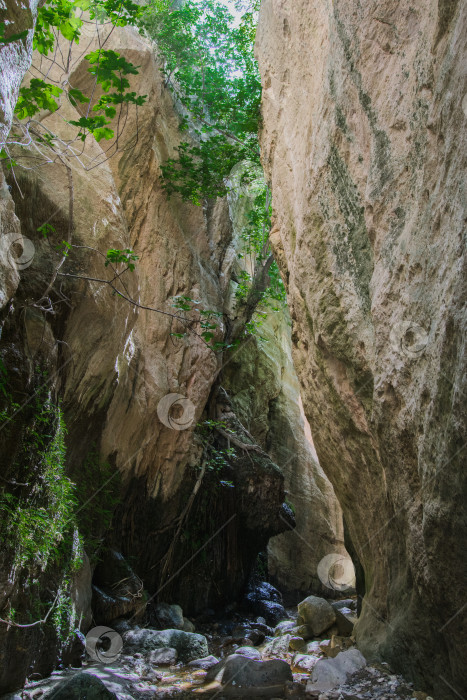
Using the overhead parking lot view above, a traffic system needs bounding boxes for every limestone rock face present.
[0,25,285,691]
[256,0,467,697]
[0,0,40,144]
[223,170,346,600]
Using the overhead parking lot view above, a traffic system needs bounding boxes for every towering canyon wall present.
[0,21,344,691]
[222,164,347,601]
[256,0,467,697]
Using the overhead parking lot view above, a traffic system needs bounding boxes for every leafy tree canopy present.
[143,0,261,203]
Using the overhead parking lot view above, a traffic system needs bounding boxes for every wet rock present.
[151,602,184,630]
[307,649,367,693]
[70,551,92,632]
[123,628,208,663]
[245,628,266,646]
[112,618,133,635]
[275,621,296,636]
[145,647,177,665]
[254,600,289,626]
[245,582,288,625]
[251,621,273,636]
[234,646,262,660]
[187,655,220,670]
[45,672,117,699]
[248,582,283,604]
[297,596,336,636]
[205,654,293,696]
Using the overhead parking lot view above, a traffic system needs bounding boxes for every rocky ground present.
[0,588,434,700]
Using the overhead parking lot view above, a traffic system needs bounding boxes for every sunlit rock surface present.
[256,0,467,696]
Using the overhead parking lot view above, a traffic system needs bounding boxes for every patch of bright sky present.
[218,0,243,26]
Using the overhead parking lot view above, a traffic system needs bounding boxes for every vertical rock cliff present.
[256,0,466,697]
[0,18,345,690]
[222,165,347,601]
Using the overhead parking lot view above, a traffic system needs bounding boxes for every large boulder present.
[333,607,356,637]
[234,646,262,660]
[274,620,296,636]
[306,649,367,693]
[45,672,118,699]
[256,0,467,694]
[245,582,289,626]
[151,602,184,630]
[247,582,283,604]
[205,654,293,697]
[252,600,289,627]
[92,550,146,625]
[145,647,177,666]
[297,595,336,636]
[123,627,208,663]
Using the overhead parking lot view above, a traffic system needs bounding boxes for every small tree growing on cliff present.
[143,0,286,344]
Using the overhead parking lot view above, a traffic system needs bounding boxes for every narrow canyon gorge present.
[0,0,465,699]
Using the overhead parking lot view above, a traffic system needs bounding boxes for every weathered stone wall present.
[0,24,291,689]
[256,0,467,697]
[222,163,347,601]
[0,0,40,145]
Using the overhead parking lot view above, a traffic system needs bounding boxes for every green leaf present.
[15,79,63,119]
[93,126,114,141]
[38,223,56,238]
[68,87,90,107]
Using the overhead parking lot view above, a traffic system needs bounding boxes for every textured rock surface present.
[297,595,336,636]
[0,0,40,145]
[123,627,209,662]
[307,648,367,693]
[223,170,347,599]
[256,0,467,697]
[45,672,118,700]
[0,25,286,690]
[205,653,293,694]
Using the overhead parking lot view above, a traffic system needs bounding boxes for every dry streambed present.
[2,594,433,700]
